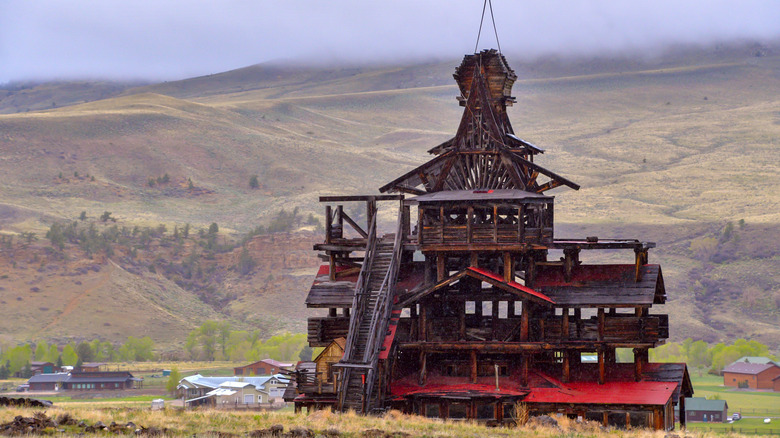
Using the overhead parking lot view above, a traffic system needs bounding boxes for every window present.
[449,403,468,419]
[503,403,515,420]
[497,301,508,319]
[425,404,440,418]
[477,403,495,420]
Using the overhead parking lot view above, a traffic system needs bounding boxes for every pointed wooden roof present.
[379,50,579,195]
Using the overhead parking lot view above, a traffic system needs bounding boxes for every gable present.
[395,266,554,309]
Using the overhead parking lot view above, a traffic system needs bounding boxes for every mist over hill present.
[0,40,778,350]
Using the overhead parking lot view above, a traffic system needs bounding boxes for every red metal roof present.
[389,364,684,407]
[523,381,676,406]
[390,374,529,399]
[378,310,401,360]
[315,264,359,282]
[467,267,555,304]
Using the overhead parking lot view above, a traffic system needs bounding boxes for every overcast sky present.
[1,0,779,83]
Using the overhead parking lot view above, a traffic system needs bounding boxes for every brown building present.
[297,49,693,431]
[234,359,293,376]
[30,362,57,375]
[28,371,140,391]
[27,373,69,391]
[79,362,107,372]
[723,362,780,389]
[773,375,780,392]
[61,371,141,390]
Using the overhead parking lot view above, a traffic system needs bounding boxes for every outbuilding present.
[682,397,728,422]
[234,359,293,376]
[723,362,780,390]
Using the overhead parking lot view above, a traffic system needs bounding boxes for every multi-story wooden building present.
[296,50,692,430]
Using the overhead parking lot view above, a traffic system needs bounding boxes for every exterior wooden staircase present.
[336,211,403,413]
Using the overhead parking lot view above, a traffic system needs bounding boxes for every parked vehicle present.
[732,413,742,421]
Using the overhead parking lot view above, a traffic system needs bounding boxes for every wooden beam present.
[459,307,466,341]
[319,195,404,202]
[470,350,477,384]
[436,253,446,282]
[520,307,529,341]
[503,252,512,282]
[562,307,569,341]
[562,351,570,383]
[598,308,605,341]
[325,205,332,244]
[340,211,367,238]
[598,348,606,384]
[420,304,427,342]
[653,407,663,430]
[467,206,473,244]
[419,350,427,386]
[418,207,424,245]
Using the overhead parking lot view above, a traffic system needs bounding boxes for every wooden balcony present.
[416,200,554,251]
[396,313,667,347]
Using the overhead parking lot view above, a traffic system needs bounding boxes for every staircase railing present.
[336,213,377,410]
[361,207,405,411]
[341,213,377,361]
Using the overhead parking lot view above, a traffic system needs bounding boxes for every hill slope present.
[0,41,778,349]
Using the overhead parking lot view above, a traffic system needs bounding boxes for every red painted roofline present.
[467,267,555,304]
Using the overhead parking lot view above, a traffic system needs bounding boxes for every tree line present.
[648,338,776,373]
[0,337,155,378]
[184,321,314,363]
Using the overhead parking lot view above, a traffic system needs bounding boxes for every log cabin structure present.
[296,49,692,430]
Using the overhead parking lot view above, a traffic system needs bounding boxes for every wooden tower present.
[294,50,692,430]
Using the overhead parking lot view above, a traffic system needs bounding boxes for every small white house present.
[177,374,290,408]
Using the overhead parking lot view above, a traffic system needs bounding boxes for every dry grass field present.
[0,41,778,349]
[0,404,750,437]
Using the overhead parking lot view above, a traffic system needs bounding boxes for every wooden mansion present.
[292,50,692,430]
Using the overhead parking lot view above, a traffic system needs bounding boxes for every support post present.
[467,206,473,244]
[503,252,512,282]
[598,348,606,385]
[418,207,424,245]
[436,253,446,282]
[598,308,605,341]
[325,205,332,244]
[420,304,427,342]
[419,350,427,386]
[470,350,477,384]
[520,304,529,341]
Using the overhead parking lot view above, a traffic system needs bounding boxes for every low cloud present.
[1,0,779,82]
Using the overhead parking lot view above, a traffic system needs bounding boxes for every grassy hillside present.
[0,41,777,349]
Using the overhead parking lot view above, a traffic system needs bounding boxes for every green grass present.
[690,372,780,417]
[685,418,780,435]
